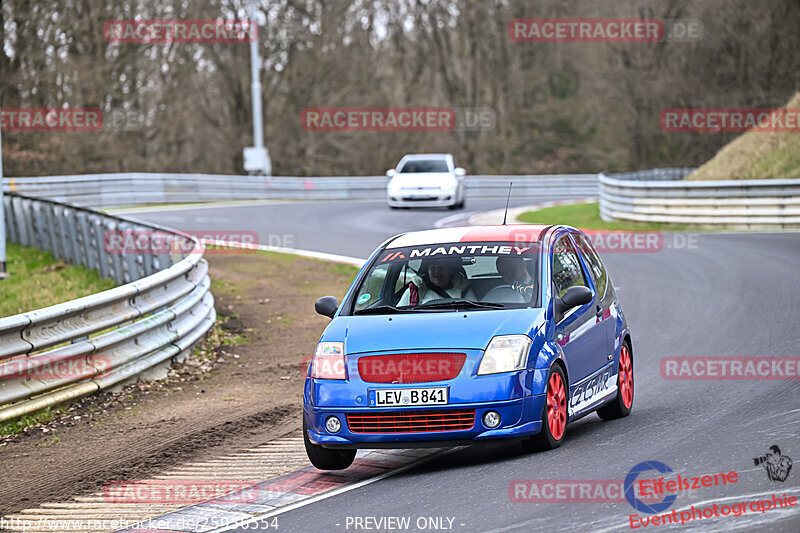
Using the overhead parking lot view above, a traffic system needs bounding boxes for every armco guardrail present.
[599,169,800,228]
[602,168,694,182]
[3,173,599,207]
[0,192,215,423]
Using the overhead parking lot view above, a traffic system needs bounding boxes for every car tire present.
[303,416,356,470]
[597,341,634,420]
[522,363,568,452]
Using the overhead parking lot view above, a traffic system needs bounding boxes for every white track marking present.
[106,199,375,215]
[203,238,366,267]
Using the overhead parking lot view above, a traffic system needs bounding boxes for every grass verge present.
[0,407,66,438]
[517,202,699,231]
[688,92,800,180]
[0,243,116,318]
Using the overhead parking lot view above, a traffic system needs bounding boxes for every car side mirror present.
[559,286,593,311]
[454,167,466,177]
[315,296,339,318]
[386,169,396,178]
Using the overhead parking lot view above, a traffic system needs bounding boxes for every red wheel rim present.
[619,345,633,409]
[546,371,567,440]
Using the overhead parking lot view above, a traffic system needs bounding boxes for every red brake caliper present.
[547,372,566,440]
[620,345,633,409]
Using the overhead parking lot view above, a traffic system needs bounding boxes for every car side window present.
[576,234,608,298]
[552,236,587,297]
[354,263,389,311]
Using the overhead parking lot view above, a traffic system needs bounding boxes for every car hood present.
[321,308,545,354]
[390,172,454,189]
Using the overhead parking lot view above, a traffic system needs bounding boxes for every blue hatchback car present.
[304,225,633,469]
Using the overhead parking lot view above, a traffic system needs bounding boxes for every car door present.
[574,233,616,367]
[551,235,607,386]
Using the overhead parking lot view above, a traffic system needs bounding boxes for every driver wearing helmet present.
[495,256,535,299]
[398,257,475,306]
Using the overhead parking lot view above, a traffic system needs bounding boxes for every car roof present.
[385,225,552,249]
[399,153,452,161]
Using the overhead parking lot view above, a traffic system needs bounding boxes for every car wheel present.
[303,416,356,470]
[597,341,634,420]
[522,363,567,452]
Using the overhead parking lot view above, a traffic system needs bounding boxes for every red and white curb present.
[0,435,448,533]
[118,447,450,533]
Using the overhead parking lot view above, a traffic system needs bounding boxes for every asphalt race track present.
[122,198,537,259]
[130,200,800,533]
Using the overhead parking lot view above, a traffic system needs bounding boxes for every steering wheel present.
[482,285,526,304]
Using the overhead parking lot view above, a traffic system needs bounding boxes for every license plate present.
[368,387,448,407]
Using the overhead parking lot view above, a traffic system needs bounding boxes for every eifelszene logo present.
[624,461,678,514]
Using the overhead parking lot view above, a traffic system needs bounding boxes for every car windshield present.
[399,160,449,173]
[350,241,541,315]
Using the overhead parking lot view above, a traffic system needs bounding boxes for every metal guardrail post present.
[0,124,6,279]
[90,214,109,279]
[74,210,91,268]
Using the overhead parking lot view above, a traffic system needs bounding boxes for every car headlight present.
[477,335,532,375]
[311,342,346,379]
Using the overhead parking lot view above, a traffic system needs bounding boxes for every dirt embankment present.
[0,251,357,515]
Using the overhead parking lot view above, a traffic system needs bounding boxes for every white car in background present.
[386,153,466,209]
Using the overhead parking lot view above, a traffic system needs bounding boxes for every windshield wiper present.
[415,299,505,310]
[353,305,418,315]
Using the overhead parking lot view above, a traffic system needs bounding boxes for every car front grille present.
[346,409,476,433]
